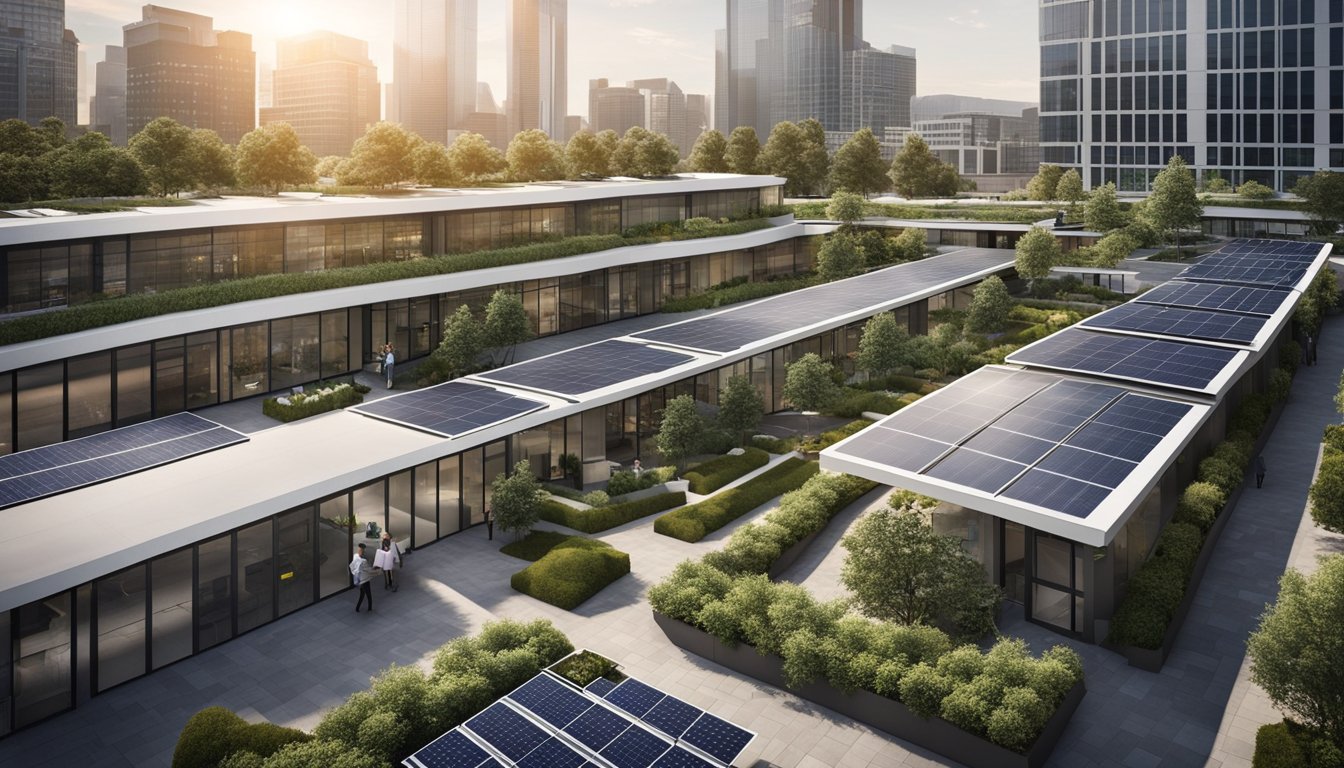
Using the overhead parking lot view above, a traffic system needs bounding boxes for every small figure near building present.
[350,543,373,612]
[1255,455,1267,489]
[486,506,494,540]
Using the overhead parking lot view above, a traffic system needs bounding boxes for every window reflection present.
[96,565,146,691]
[14,591,72,728]
[151,549,192,669]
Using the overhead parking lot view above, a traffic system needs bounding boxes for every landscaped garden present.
[505,531,631,610]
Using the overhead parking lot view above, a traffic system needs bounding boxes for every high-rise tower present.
[392,0,477,143]
[507,0,567,138]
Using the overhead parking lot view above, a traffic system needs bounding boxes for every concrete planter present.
[654,612,1085,768]
[767,213,796,226]
[609,481,687,504]
[767,528,824,580]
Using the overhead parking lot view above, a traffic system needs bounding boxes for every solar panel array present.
[631,248,1013,353]
[350,381,547,438]
[0,412,248,509]
[1080,302,1268,345]
[1135,281,1291,317]
[405,671,753,768]
[831,367,1194,519]
[474,340,697,398]
[1006,327,1240,393]
[1176,238,1322,288]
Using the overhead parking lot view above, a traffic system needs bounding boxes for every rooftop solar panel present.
[564,705,631,751]
[516,737,590,768]
[642,695,703,739]
[599,726,672,768]
[474,340,695,397]
[506,671,593,729]
[349,381,546,438]
[1007,328,1239,393]
[1136,281,1291,317]
[681,713,756,766]
[1081,303,1267,345]
[1034,446,1138,489]
[406,729,490,768]
[585,677,617,697]
[827,427,953,473]
[651,746,719,768]
[0,412,248,509]
[605,679,667,719]
[1176,240,1322,289]
[464,702,549,762]
[1000,469,1111,517]
[925,449,1026,494]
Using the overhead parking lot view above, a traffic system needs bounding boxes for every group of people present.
[349,531,403,613]
[378,342,396,389]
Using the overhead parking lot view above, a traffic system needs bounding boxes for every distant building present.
[632,78,686,154]
[392,0,476,143]
[507,0,566,138]
[589,82,643,136]
[261,31,379,157]
[476,81,499,114]
[452,111,508,150]
[841,43,915,136]
[123,5,255,143]
[910,94,1036,125]
[561,115,584,142]
[684,93,710,148]
[90,44,127,145]
[0,0,79,128]
[914,111,1042,176]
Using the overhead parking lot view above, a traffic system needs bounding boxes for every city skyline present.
[66,0,1039,125]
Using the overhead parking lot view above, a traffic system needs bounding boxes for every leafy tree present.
[564,130,611,178]
[1026,164,1064,201]
[1310,454,1344,533]
[1142,155,1203,260]
[341,122,421,187]
[828,127,887,196]
[235,123,317,195]
[656,394,704,473]
[1083,181,1128,232]
[491,460,544,539]
[815,231,865,280]
[826,190,866,225]
[447,131,506,181]
[716,375,764,446]
[1089,231,1138,267]
[687,129,729,173]
[783,353,838,436]
[888,134,959,198]
[841,493,1001,640]
[1248,555,1344,744]
[965,275,1013,335]
[49,133,146,198]
[427,304,483,380]
[610,126,679,177]
[36,116,67,151]
[724,126,761,174]
[315,155,343,179]
[1201,170,1232,193]
[0,118,51,157]
[595,129,620,165]
[1014,225,1061,283]
[190,129,236,194]
[796,118,830,195]
[413,141,455,186]
[130,116,196,196]
[855,312,910,379]
[1056,168,1084,215]
[507,128,566,181]
[1237,179,1275,200]
[483,289,532,366]
[1294,172,1344,236]
[0,152,51,201]
[891,227,927,260]
[759,121,808,194]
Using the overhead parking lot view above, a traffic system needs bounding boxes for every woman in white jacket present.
[377,532,402,591]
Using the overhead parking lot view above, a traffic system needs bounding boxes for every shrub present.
[654,458,818,542]
[552,650,622,687]
[580,490,610,508]
[1254,722,1307,768]
[511,541,631,610]
[987,687,1052,753]
[538,491,686,533]
[1199,454,1244,493]
[1172,481,1226,533]
[500,530,577,561]
[684,448,770,493]
[659,274,821,313]
[1324,425,1344,457]
[1108,522,1206,649]
[261,382,365,422]
[1310,453,1344,534]
[1269,368,1293,403]
[900,664,955,718]
[173,707,311,768]
[828,389,904,418]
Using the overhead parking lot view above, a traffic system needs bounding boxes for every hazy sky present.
[69,0,1038,119]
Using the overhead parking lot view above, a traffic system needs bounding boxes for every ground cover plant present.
[506,532,632,610]
[684,448,770,494]
[537,491,686,534]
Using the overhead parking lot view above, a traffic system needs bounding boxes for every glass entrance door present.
[1001,521,1026,603]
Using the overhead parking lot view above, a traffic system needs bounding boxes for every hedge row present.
[174,619,573,768]
[606,465,676,497]
[654,458,817,542]
[538,492,687,534]
[510,536,631,610]
[172,708,311,768]
[749,420,876,455]
[685,448,770,494]
[703,472,878,576]
[0,219,774,346]
[1253,720,1344,768]
[261,382,366,422]
[827,389,908,419]
[649,563,1084,753]
[659,274,822,313]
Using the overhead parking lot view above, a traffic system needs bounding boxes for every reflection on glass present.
[236,520,274,634]
[387,471,413,548]
[276,509,315,617]
[318,496,352,598]
[154,337,185,415]
[67,352,112,439]
[461,447,484,526]
[414,463,437,547]
[14,591,72,728]
[230,324,269,398]
[185,332,219,409]
[16,362,63,451]
[438,457,461,535]
[1002,521,1026,604]
[1032,583,1073,631]
[96,565,146,691]
[196,535,233,650]
[151,549,193,669]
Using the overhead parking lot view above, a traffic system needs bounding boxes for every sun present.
[268,4,317,39]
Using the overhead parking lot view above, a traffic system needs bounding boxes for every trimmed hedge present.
[685,448,770,494]
[261,382,366,422]
[511,538,631,610]
[828,389,906,418]
[1253,720,1344,768]
[606,465,675,496]
[173,707,311,768]
[659,274,822,313]
[538,491,687,533]
[499,530,581,561]
[654,458,817,542]
[799,419,874,453]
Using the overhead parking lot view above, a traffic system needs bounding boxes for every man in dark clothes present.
[1255,455,1267,488]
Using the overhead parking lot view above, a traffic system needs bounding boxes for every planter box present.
[767,528,824,580]
[610,480,687,504]
[654,612,1085,768]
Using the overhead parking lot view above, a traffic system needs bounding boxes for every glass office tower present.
[392,0,477,143]
[0,0,78,128]
[507,0,567,138]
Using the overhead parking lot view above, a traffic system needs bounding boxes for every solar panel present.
[1081,303,1267,345]
[1007,328,1239,393]
[585,677,617,697]
[925,449,1026,494]
[829,426,953,473]
[407,729,490,768]
[599,726,672,768]
[464,703,549,762]
[506,671,593,728]
[475,340,695,397]
[1178,239,1321,288]
[516,737,590,768]
[651,747,719,768]
[349,381,546,438]
[1034,446,1137,489]
[642,695,703,739]
[1136,281,1290,317]
[564,705,631,751]
[1000,469,1111,517]
[0,412,248,509]
[604,679,668,719]
[681,713,756,766]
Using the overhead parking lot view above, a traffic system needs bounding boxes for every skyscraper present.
[90,45,127,145]
[632,78,687,154]
[1037,0,1336,192]
[0,0,78,128]
[714,0,768,135]
[685,93,710,149]
[589,80,644,136]
[262,31,379,157]
[841,43,915,136]
[123,5,255,144]
[507,0,567,138]
[392,0,477,143]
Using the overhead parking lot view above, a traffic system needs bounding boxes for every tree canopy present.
[1026,164,1064,201]
[687,129,729,173]
[48,132,146,198]
[855,312,910,379]
[235,122,318,195]
[190,128,236,194]
[1294,171,1344,236]
[1083,181,1128,232]
[716,375,763,446]
[483,289,532,365]
[130,116,196,196]
[412,141,455,186]
[426,304,483,382]
[1056,168,1084,213]
[965,275,1013,335]
[491,460,544,539]
[888,134,959,198]
[447,132,506,181]
[828,127,887,196]
[656,394,704,473]
[1014,225,1061,282]
[611,126,680,178]
[782,353,838,415]
[724,126,761,174]
[564,130,612,178]
[507,129,566,181]
[826,190,866,225]
[1142,155,1203,258]
[815,231,865,280]
[340,122,421,187]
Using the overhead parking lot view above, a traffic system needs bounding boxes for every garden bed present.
[654,458,817,542]
[261,381,369,422]
[684,448,770,494]
[508,533,631,610]
[538,491,686,534]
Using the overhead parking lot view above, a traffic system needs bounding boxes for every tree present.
[656,394,704,473]
[716,375,763,446]
[1056,168,1084,216]
[1142,155,1203,261]
[447,131,506,181]
[491,460,544,539]
[1084,181,1127,232]
[595,129,620,166]
[1026,164,1064,201]
[341,122,421,187]
[796,118,830,195]
[564,130,611,178]
[0,118,51,157]
[1310,454,1344,533]
[507,128,566,181]
[235,123,317,195]
[687,129,729,173]
[1014,225,1061,283]
[841,493,1001,640]
[782,353,838,437]
[888,134,959,198]
[826,190,865,225]
[828,127,887,196]
[35,116,67,151]
[1201,170,1232,193]
[413,141,456,186]
[855,312,910,379]
[815,231,865,280]
[965,275,1013,335]
[1294,172,1344,236]
[759,122,809,195]
[1237,179,1275,200]
[429,304,483,380]
[129,116,196,196]
[190,129,236,195]
[483,289,532,366]
[49,133,146,198]
[1089,231,1138,267]
[315,155,343,179]
[724,126,760,174]
[0,153,50,202]
[1248,555,1344,744]
[610,126,679,177]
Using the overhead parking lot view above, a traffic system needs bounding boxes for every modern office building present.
[451,112,509,150]
[261,31,379,157]
[0,0,78,128]
[1037,0,1341,192]
[89,44,127,145]
[122,5,255,144]
[589,81,645,136]
[507,0,567,138]
[633,78,688,156]
[910,94,1036,125]
[685,93,711,151]
[841,43,916,135]
[476,81,499,114]
[914,110,1043,176]
[392,0,477,143]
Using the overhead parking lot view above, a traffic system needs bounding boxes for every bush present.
[654,458,818,542]
[659,274,821,313]
[511,540,631,610]
[551,650,623,688]
[1199,454,1244,494]
[173,707,311,768]
[1254,722,1307,768]
[1310,453,1344,533]
[500,529,582,561]
[1172,481,1226,533]
[538,491,686,533]
[1107,522,1207,649]
[261,382,365,422]
[799,419,873,452]
[580,490,610,507]
[828,388,905,418]
[1324,424,1344,457]
[684,448,770,493]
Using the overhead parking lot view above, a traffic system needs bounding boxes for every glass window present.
[414,462,437,547]
[154,337,185,416]
[388,471,413,549]
[67,352,112,439]
[16,362,63,451]
[0,609,10,736]
[116,344,153,426]
[461,447,485,526]
[271,314,321,392]
[95,565,146,691]
[353,479,385,535]
[438,456,461,535]
[14,591,72,728]
[196,534,233,651]
[99,239,127,298]
[185,332,220,409]
[150,548,193,669]
[236,520,274,634]
[230,323,270,399]
[0,374,10,456]
[483,441,507,523]
[276,508,316,617]
[318,495,353,598]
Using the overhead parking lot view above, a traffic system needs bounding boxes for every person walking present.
[378,532,402,592]
[384,344,396,388]
[350,543,373,612]
[486,506,494,540]
[1255,455,1267,488]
